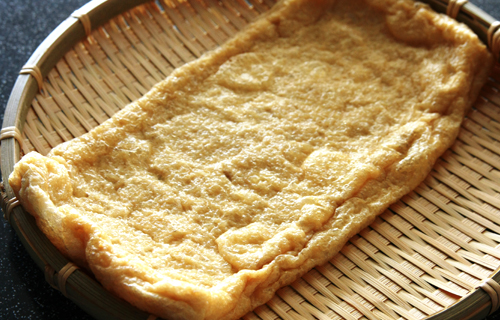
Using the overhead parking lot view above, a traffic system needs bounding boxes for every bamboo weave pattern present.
[17,0,500,319]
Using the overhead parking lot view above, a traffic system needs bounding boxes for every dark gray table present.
[0,0,499,319]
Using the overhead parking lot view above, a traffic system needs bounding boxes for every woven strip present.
[19,65,44,92]
[57,262,79,297]
[488,21,500,62]
[446,0,468,19]
[479,278,500,315]
[2,197,20,222]
[0,126,24,150]
[71,9,92,37]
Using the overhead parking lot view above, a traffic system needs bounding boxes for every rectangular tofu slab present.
[9,0,492,319]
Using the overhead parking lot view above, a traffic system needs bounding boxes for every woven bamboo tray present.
[2,0,500,319]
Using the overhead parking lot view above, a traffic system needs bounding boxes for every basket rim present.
[1,0,500,319]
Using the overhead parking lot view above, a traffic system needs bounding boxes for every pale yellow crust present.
[9,0,493,319]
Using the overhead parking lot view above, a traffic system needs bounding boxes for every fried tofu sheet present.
[9,0,492,318]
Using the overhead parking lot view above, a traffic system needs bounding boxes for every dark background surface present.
[1,0,500,319]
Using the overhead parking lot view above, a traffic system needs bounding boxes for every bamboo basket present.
[2,0,500,319]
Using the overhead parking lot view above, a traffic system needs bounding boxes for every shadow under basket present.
[2,0,500,319]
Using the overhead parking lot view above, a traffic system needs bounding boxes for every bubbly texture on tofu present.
[9,0,492,318]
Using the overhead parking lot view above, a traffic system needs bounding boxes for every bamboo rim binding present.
[488,21,500,62]
[2,197,20,222]
[0,126,23,222]
[479,279,500,315]
[19,65,44,92]
[71,9,92,37]
[446,0,467,19]
[0,126,24,150]
[43,262,80,297]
